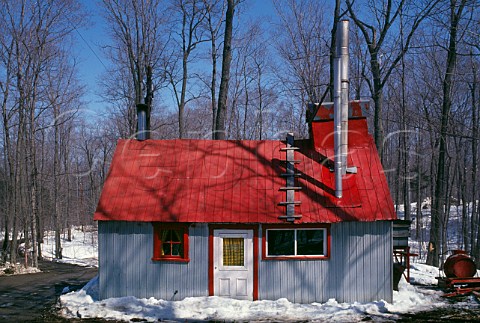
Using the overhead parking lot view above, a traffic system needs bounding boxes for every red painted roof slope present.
[94,118,396,223]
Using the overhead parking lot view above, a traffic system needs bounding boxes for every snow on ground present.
[0,262,41,276]
[409,263,441,286]
[59,265,447,322]
[42,226,98,267]
[1,226,97,275]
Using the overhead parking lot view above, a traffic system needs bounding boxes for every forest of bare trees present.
[1,0,479,269]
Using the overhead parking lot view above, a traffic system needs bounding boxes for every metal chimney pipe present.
[334,19,350,198]
[136,103,149,140]
[333,30,343,198]
[338,20,350,175]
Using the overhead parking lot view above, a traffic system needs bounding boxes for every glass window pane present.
[267,230,294,256]
[223,238,244,266]
[162,242,171,255]
[297,229,324,255]
[171,243,180,256]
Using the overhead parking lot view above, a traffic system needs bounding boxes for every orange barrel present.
[443,250,477,278]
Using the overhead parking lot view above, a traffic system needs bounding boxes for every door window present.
[223,238,244,266]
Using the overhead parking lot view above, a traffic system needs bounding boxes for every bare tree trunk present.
[202,0,224,139]
[427,0,467,267]
[1,39,14,263]
[11,109,24,266]
[214,0,235,140]
[11,22,28,265]
[470,57,479,259]
[29,111,38,267]
[329,0,341,101]
[395,137,402,214]
[242,61,249,140]
[255,60,264,140]
[400,11,410,221]
[415,141,423,244]
[443,155,457,256]
[371,60,385,159]
[36,131,44,261]
[461,151,469,251]
[30,166,38,267]
[54,105,62,259]
[63,137,72,242]
[27,57,42,268]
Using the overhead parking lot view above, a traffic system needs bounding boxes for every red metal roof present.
[94,118,396,223]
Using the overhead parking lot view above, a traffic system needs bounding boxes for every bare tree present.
[102,0,167,138]
[271,0,330,138]
[166,0,208,138]
[202,0,225,138]
[0,3,16,262]
[0,0,83,266]
[214,0,236,140]
[225,21,277,140]
[427,0,469,267]
[273,0,330,106]
[346,0,440,160]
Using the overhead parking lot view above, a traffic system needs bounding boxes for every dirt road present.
[0,260,97,322]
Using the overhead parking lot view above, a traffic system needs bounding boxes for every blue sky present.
[73,0,276,114]
[73,0,111,112]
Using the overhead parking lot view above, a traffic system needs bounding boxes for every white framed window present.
[265,227,328,259]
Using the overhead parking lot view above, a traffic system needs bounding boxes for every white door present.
[213,230,253,300]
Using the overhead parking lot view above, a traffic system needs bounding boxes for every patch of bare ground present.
[397,295,480,322]
[0,260,96,322]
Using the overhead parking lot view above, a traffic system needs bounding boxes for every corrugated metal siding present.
[99,221,392,303]
[258,221,393,303]
[98,221,209,300]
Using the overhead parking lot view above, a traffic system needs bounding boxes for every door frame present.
[208,224,258,300]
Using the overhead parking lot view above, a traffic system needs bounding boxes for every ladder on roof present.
[278,133,302,222]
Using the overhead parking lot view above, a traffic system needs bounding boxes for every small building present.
[93,101,397,303]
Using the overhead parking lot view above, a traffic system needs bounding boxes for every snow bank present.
[388,276,444,314]
[59,274,445,322]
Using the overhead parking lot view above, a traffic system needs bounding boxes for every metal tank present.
[444,250,477,278]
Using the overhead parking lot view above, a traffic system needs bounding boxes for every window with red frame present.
[152,223,189,262]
